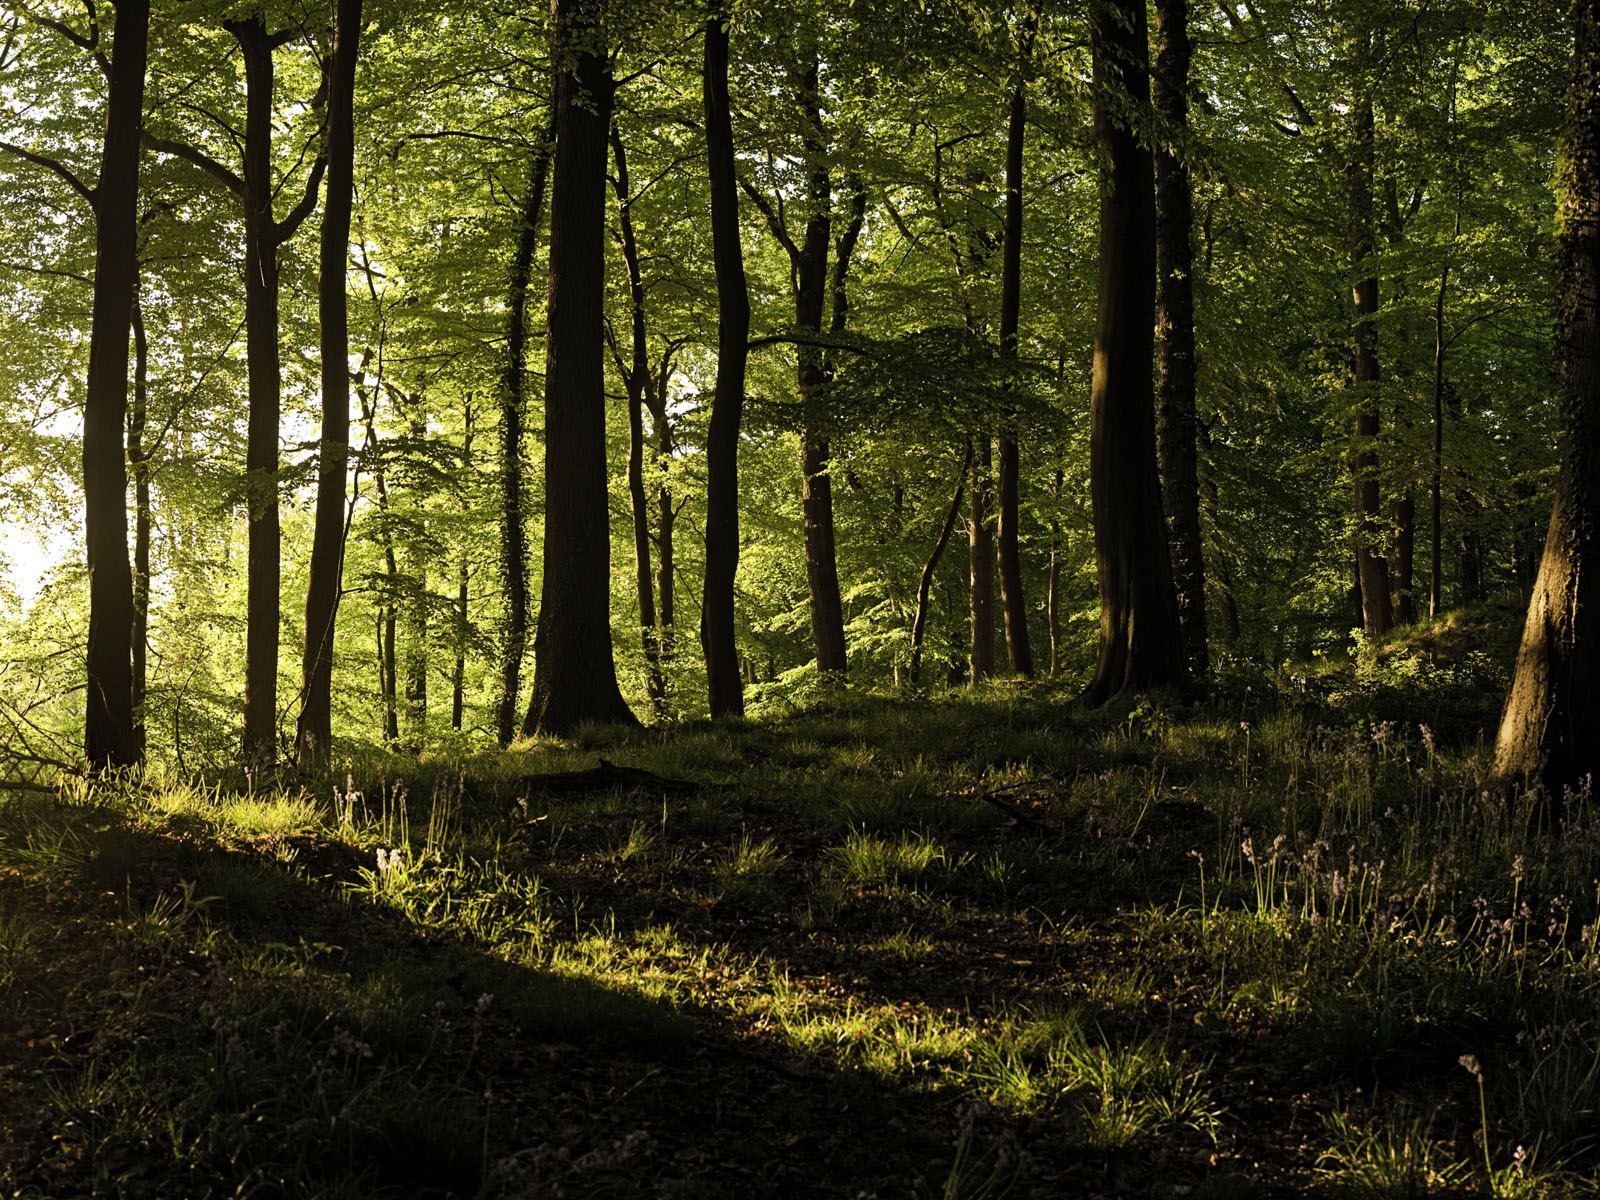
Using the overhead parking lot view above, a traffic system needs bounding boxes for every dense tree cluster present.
[0,0,1583,785]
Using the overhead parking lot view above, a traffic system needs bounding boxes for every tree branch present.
[0,140,94,205]
[142,133,245,197]
[738,177,800,267]
[273,153,327,244]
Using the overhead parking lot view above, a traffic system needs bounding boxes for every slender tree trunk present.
[83,0,147,771]
[296,0,362,769]
[611,126,666,713]
[969,437,996,683]
[701,2,751,718]
[524,0,637,734]
[1082,0,1185,706]
[496,116,555,746]
[996,17,1035,678]
[129,293,150,759]
[1048,465,1064,678]
[1154,0,1209,676]
[1430,211,1459,617]
[910,446,970,687]
[1348,91,1395,638]
[1493,0,1600,797]
[453,403,473,732]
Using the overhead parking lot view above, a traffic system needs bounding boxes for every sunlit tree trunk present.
[969,437,996,683]
[910,446,969,687]
[1493,0,1600,798]
[1082,0,1185,706]
[129,292,150,759]
[83,0,147,771]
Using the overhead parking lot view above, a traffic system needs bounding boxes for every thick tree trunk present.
[1348,93,1395,638]
[611,126,666,713]
[82,0,147,771]
[1082,0,1185,706]
[1493,0,1600,797]
[969,437,996,683]
[523,0,637,734]
[1154,0,1209,677]
[996,24,1034,679]
[496,117,555,746]
[910,446,969,687]
[296,0,362,769]
[701,4,751,718]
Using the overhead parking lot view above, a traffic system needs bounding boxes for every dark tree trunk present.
[1048,465,1063,678]
[1348,92,1395,638]
[969,437,996,683]
[1393,493,1416,624]
[1154,0,1209,676]
[1430,211,1459,617]
[129,293,150,759]
[359,393,401,748]
[83,0,147,771]
[701,3,751,718]
[910,446,970,687]
[453,402,473,732]
[794,55,848,679]
[1493,0,1600,796]
[1082,0,1185,706]
[523,0,637,734]
[296,0,362,770]
[496,116,555,746]
[611,125,667,713]
[996,18,1035,679]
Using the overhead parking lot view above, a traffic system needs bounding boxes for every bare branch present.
[0,140,94,205]
[142,133,245,196]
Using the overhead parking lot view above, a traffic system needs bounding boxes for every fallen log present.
[495,757,698,796]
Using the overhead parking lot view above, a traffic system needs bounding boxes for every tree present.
[1082,0,1185,706]
[296,0,364,770]
[701,0,751,718]
[146,15,326,768]
[1153,0,1207,676]
[1493,0,1600,799]
[83,0,149,770]
[522,0,637,734]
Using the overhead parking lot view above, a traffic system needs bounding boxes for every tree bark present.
[794,54,848,678]
[453,401,473,732]
[129,291,150,759]
[910,446,970,687]
[1082,0,1186,706]
[995,15,1035,679]
[1048,465,1063,678]
[1154,0,1209,677]
[701,2,751,718]
[1493,0,1600,798]
[1348,90,1395,638]
[496,115,555,746]
[610,125,667,713]
[523,0,637,735]
[82,0,147,771]
[296,0,362,770]
[969,436,996,682]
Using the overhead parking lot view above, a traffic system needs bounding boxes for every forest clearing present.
[3,0,1600,1194]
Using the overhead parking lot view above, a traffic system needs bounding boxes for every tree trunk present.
[523,0,637,734]
[996,17,1035,679]
[1082,0,1186,706]
[1393,492,1416,624]
[910,445,969,687]
[129,292,151,759]
[496,116,555,746]
[1048,465,1063,678]
[1154,0,1209,677]
[968,437,996,683]
[611,125,666,713]
[1493,0,1600,797]
[453,402,473,732]
[82,0,147,771]
[701,2,751,718]
[1348,91,1395,638]
[795,54,848,679]
[296,0,362,770]
[1430,211,1459,618]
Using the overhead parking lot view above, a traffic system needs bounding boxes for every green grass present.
[5,649,1600,1197]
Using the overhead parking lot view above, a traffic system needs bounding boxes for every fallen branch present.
[967,784,1056,834]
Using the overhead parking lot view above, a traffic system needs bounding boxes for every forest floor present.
[3,609,1600,1198]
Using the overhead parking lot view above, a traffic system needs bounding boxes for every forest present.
[2,0,1600,1194]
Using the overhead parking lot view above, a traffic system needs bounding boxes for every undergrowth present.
[3,623,1598,1197]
